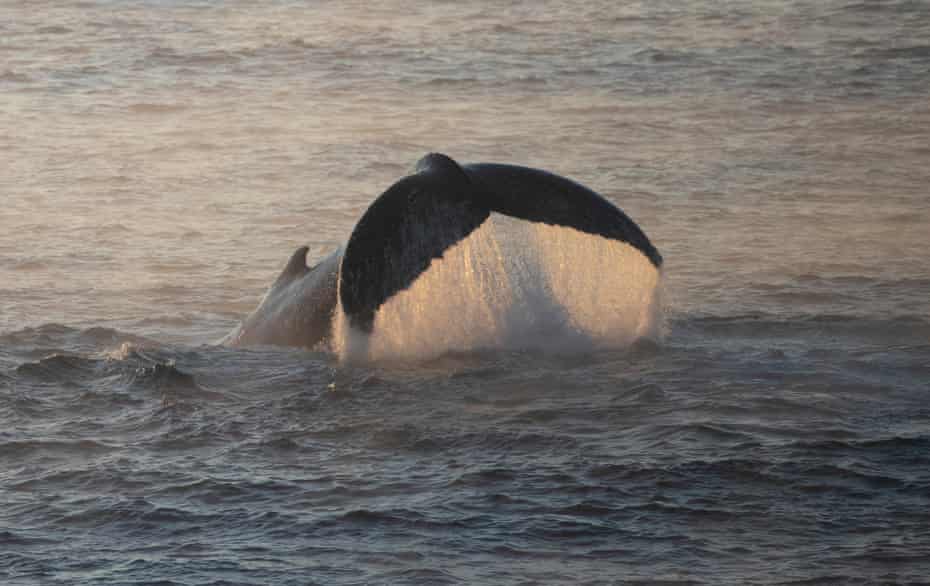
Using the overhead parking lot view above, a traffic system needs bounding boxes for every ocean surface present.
[2,0,930,583]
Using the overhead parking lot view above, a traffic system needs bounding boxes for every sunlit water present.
[2,1,930,584]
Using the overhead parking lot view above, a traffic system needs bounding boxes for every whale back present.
[226,247,342,349]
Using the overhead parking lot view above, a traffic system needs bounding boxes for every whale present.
[224,152,662,350]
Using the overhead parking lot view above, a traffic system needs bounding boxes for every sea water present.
[2,1,929,583]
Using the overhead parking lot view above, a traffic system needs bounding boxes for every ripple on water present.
[2,0,930,582]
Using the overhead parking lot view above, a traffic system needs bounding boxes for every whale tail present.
[338,153,662,334]
[339,154,489,332]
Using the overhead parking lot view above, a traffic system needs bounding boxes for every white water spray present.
[333,215,664,362]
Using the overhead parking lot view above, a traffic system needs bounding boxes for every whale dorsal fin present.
[273,246,310,287]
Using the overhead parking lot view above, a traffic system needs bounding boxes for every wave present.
[632,48,702,64]
[126,102,188,115]
[674,312,930,343]
[0,438,116,459]
[0,324,157,357]
[859,45,930,61]
[0,70,31,83]
[122,359,200,393]
[0,530,57,546]
[841,0,930,15]
[135,47,242,69]
[5,332,227,411]
[35,25,73,35]
[14,353,103,382]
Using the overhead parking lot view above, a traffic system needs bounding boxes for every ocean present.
[2,0,929,583]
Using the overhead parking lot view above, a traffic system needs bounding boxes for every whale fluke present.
[274,246,311,286]
[338,152,662,334]
[339,154,490,332]
[464,163,663,269]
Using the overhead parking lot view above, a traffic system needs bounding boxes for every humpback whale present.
[225,153,662,350]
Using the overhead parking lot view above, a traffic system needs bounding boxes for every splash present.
[333,215,664,362]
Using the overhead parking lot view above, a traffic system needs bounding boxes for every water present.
[2,0,929,583]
